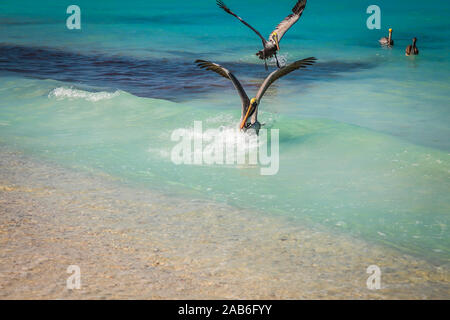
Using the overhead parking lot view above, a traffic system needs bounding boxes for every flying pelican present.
[406,37,419,56]
[216,0,308,70]
[195,57,317,134]
[379,28,394,46]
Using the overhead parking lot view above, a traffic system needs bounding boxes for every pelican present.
[216,0,307,70]
[379,28,394,46]
[406,37,419,56]
[195,57,317,134]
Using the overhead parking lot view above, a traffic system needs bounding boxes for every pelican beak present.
[240,102,255,129]
[274,34,280,51]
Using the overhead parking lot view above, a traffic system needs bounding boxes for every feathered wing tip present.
[299,56,316,63]
[195,59,230,79]
[255,56,317,101]
[275,56,317,79]
[194,59,250,108]
[216,0,230,13]
[278,56,316,71]
[218,0,306,16]
[270,0,308,42]
[292,0,307,15]
[216,0,266,42]
[292,56,316,66]
[195,59,213,68]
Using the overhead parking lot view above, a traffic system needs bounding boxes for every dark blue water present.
[0,43,378,101]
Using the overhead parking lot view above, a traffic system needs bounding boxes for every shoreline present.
[0,147,448,299]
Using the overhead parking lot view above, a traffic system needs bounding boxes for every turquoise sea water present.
[0,0,449,263]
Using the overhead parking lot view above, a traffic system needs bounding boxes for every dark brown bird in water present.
[216,0,307,70]
[406,37,419,56]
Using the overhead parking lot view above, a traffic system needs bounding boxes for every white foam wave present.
[48,87,120,102]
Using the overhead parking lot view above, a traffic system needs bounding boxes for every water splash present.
[269,54,288,68]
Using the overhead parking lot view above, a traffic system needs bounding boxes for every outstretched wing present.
[270,0,307,42]
[255,57,316,101]
[216,0,266,43]
[195,59,250,108]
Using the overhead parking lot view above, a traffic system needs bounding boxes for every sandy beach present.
[0,146,448,299]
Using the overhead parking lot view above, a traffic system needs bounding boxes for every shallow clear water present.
[0,0,449,264]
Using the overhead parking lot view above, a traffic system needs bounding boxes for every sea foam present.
[48,87,120,102]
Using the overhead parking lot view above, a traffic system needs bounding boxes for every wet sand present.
[0,147,448,299]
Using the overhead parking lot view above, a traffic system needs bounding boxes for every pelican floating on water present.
[379,28,394,46]
[406,37,419,56]
[195,57,317,134]
[216,0,308,70]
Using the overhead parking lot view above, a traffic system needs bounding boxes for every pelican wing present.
[255,57,316,101]
[270,0,307,42]
[195,59,250,108]
[216,0,266,43]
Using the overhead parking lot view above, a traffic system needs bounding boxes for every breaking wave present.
[48,87,120,102]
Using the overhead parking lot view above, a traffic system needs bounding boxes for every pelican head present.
[272,32,280,51]
[388,28,393,44]
[240,98,258,129]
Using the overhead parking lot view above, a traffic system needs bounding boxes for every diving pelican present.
[195,57,317,134]
[216,0,308,70]
[379,28,394,46]
[406,37,419,56]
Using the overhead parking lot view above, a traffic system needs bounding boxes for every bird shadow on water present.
[0,43,378,102]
